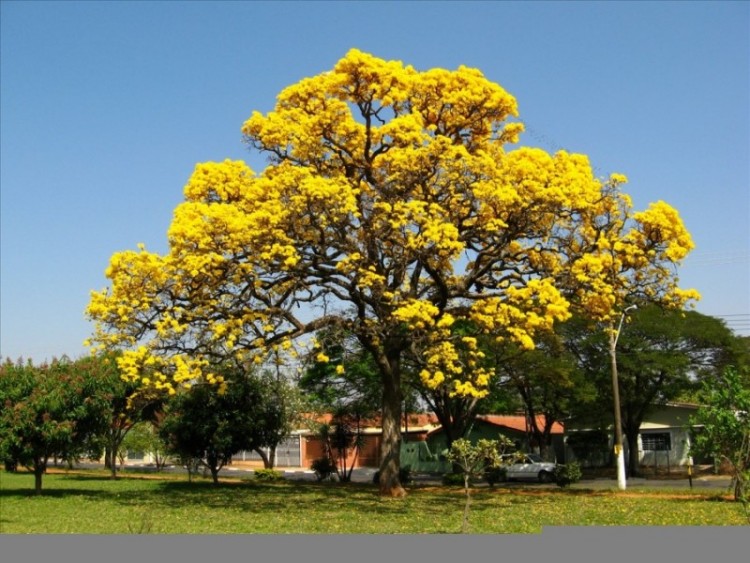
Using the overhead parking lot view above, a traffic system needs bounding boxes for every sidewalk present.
[273,468,733,491]
[571,474,734,491]
[103,462,736,491]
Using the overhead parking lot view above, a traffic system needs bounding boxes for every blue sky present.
[1,1,748,362]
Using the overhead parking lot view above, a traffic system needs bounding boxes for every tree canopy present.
[565,306,744,476]
[0,358,111,493]
[690,367,750,501]
[158,366,286,484]
[86,49,698,496]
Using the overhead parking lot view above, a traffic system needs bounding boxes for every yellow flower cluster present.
[392,299,441,330]
[570,187,700,322]
[115,346,223,396]
[419,335,493,399]
[468,279,570,349]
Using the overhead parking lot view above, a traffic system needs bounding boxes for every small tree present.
[158,369,275,485]
[446,437,511,533]
[689,367,750,503]
[120,422,171,470]
[311,456,337,481]
[554,461,582,488]
[250,370,307,469]
[73,353,163,478]
[0,358,109,494]
[316,408,366,483]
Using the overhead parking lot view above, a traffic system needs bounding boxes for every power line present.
[683,250,749,267]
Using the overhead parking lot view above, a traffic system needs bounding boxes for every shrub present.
[484,465,507,487]
[311,457,336,482]
[442,472,467,487]
[253,468,284,481]
[554,462,582,488]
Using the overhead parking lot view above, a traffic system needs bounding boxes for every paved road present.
[97,463,735,491]
[215,466,736,491]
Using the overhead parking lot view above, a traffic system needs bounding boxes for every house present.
[231,412,565,471]
[421,414,566,464]
[233,413,440,471]
[563,402,702,471]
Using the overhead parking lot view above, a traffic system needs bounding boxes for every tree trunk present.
[254,447,271,469]
[625,429,640,477]
[462,477,471,533]
[109,445,119,479]
[378,355,405,497]
[34,458,46,495]
[204,452,221,484]
[538,432,551,460]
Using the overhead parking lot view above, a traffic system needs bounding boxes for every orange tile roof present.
[476,414,564,434]
[298,412,563,434]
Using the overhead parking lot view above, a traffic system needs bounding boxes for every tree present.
[486,329,596,460]
[86,50,696,497]
[315,408,367,483]
[158,367,285,484]
[248,369,306,469]
[689,367,750,503]
[567,307,742,477]
[119,421,170,470]
[299,327,383,419]
[72,353,163,478]
[0,358,109,494]
[445,437,511,533]
[560,180,700,487]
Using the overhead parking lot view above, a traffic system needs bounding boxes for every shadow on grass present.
[0,486,110,499]
[104,478,493,520]
[104,478,383,514]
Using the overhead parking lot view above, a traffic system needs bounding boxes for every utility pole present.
[610,304,637,491]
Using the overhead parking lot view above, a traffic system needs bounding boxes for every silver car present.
[504,453,557,483]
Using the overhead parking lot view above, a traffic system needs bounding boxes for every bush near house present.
[554,462,582,488]
[311,457,337,481]
[253,468,284,481]
[484,465,508,486]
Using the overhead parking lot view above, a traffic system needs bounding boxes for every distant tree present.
[249,369,307,469]
[690,367,750,503]
[315,407,367,483]
[487,328,596,460]
[158,367,287,484]
[0,357,109,494]
[73,353,163,478]
[567,306,743,476]
[299,327,383,419]
[119,421,171,470]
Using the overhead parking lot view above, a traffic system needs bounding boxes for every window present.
[127,450,145,460]
[641,432,671,451]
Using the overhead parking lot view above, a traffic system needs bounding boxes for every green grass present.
[1,469,747,534]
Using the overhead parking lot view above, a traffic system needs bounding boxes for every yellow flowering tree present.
[87,50,696,497]
[566,177,699,321]
[561,177,700,487]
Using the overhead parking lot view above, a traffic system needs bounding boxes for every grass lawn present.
[1,468,747,534]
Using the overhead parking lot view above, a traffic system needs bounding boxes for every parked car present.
[503,453,557,483]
